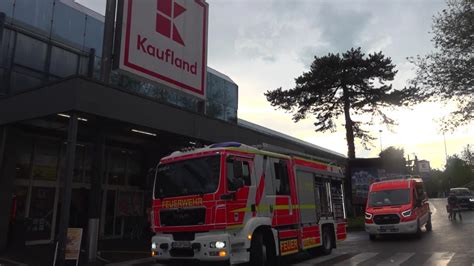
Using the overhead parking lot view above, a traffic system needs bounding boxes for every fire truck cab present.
[151,142,347,265]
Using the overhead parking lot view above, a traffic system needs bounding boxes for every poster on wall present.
[118,0,209,99]
[351,168,379,205]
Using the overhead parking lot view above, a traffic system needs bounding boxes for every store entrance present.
[12,182,59,244]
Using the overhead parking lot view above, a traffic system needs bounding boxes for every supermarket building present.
[0,0,346,258]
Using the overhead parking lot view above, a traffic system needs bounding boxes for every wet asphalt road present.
[292,198,474,265]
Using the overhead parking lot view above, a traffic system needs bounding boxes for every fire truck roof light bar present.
[210,142,242,148]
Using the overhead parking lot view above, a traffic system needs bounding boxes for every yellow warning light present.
[151,251,156,256]
[247,234,252,240]
[219,251,227,257]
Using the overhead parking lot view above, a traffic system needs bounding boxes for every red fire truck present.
[150,142,347,265]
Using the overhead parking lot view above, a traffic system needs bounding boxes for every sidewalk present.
[0,239,151,266]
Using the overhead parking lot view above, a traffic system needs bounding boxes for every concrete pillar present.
[0,126,15,251]
[56,113,79,266]
[0,12,7,95]
[87,132,105,262]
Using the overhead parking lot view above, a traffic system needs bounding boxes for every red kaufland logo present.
[156,0,186,46]
[120,0,208,98]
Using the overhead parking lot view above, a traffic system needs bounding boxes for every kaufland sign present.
[119,0,208,98]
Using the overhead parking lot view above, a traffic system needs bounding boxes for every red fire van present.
[365,178,431,240]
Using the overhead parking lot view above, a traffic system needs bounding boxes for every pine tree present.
[265,48,414,159]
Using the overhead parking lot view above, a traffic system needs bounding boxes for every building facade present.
[0,0,345,255]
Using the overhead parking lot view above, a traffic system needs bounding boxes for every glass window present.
[93,56,101,79]
[49,46,78,77]
[416,184,426,200]
[206,101,225,120]
[14,33,47,71]
[10,70,43,94]
[368,189,411,207]
[225,106,237,122]
[26,187,55,241]
[117,191,143,216]
[13,186,28,221]
[108,149,127,185]
[225,82,238,109]
[14,136,33,180]
[127,152,142,187]
[32,139,59,181]
[273,161,290,195]
[84,147,92,184]
[84,16,104,57]
[0,29,14,68]
[0,0,14,18]
[226,158,251,191]
[154,155,221,198]
[51,2,86,48]
[13,0,54,34]
[78,55,91,76]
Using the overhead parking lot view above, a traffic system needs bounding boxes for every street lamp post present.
[379,129,383,153]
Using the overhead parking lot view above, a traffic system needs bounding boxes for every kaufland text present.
[137,34,197,75]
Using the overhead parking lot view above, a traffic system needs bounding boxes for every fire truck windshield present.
[154,155,221,198]
[368,189,410,207]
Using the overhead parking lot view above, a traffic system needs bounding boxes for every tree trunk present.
[343,87,356,159]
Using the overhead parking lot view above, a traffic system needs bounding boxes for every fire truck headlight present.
[401,210,412,217]
[365,212,372,219]
[151,242,157,250]
[210,241,226,249]
[469,198,474,202]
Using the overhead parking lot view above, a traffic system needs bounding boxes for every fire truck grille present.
[373,214,400,225]
[160,208,206,226]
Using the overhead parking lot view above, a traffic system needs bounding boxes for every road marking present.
[376,252,415,265]
[422,252,455,266]
[334,252,378,265]
[293,251,348,265]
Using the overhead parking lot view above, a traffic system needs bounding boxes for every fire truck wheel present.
[320,227,333,255]
[249,232,276,266]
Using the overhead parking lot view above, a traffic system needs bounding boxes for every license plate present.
[380,225,394,230]
[172,241,191,249]
[378,225,398,232]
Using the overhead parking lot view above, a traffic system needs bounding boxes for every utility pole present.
[443,133,448,167]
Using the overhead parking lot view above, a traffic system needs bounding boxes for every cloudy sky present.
[77,0,472,169]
